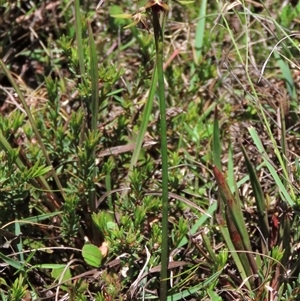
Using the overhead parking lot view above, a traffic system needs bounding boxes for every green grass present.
[0,0,300,300]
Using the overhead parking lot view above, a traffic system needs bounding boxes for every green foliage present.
[62,193,80,238]
[82,243,103,267]
[92,211,116,237]
[1,0,300,300]
[109,5,128,28]
[1,275,28,301]
[279,2,300,28]
[51,265,72,290]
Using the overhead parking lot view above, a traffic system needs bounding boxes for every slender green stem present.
[152,9,169,301]
[88,22,99,213]
[88,22,100,245]
[74,0,85,77]
[74,0,86,183]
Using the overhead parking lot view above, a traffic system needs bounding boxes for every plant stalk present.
[152,9,169,301]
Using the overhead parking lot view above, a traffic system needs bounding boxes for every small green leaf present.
[207,288,222,301]
[177,0,195,4]
[92,211,116,235]
[109,4,131,26]
[36,264,68,269]
[110,13,132,19]
[280,4,296,28]
[82,243,102,267]
[0,277,7,286]
[51,266,72,282]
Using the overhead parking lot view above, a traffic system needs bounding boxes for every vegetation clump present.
[0,0,300,300]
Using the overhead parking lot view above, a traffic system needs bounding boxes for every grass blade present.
[248,127,294,206]
[213,166,258,280]
[194,0,207,63]
[274,51,296,99]
[212,107,221,170]
[189,0,207,90]
[74,0,85,77]
[215,203,249,288]
[178,202,217,248]
[127,66,157,177]
[241,145,269,246]
[87,22,98,213]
